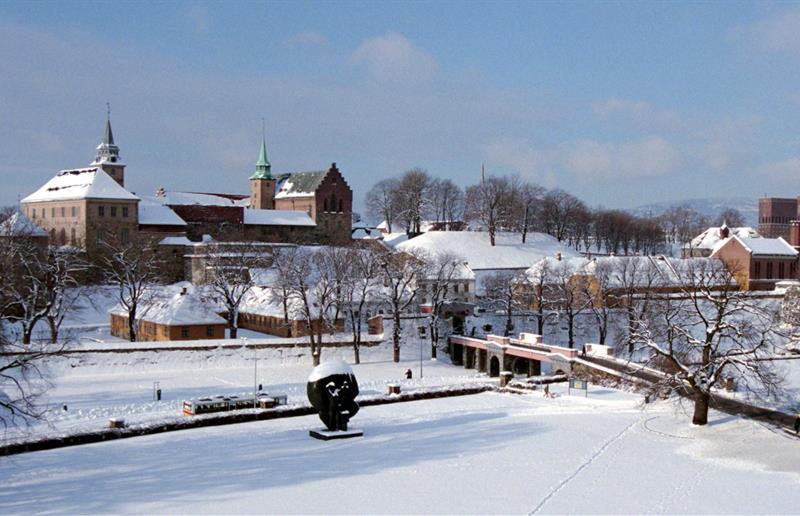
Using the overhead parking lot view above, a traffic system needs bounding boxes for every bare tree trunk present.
[22,326,32,345]
[128,314,136,342]
[48,318,58,344]
[692,390,710,426]
[392,311,401,363]
[567,313,575,348]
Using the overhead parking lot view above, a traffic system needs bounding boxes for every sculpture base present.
[309,429,364,441]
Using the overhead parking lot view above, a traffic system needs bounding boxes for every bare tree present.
[396,168,432,235]
[610,256,659,353]
[512,179,545,243]
[339,246,382,364]
[428,178,464,228]
[365,178,400,232]
[98,236,163,342]
[205,242,269,339]
[714,208,746,228]
[378,250,421,362]
[464,174,513,246]
[579,259,614,345]
[539,189,587,243]
[525,258,554,336]
[544,258,590,349]
[416,250,464,358]
[631,260,784,425]
[483,270,530,337]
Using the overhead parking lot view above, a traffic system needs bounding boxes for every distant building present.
[110,286,227,341]
[711,235,798,290]
[683,224,760,258]
[758,197,798,239]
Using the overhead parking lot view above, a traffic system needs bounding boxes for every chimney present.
[180,287,187,296]
[555,251,562,261]
[719,223,730,239]
[791,220,800,251]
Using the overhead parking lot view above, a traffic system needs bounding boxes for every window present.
[339,199,343,212]
[779,262,785,278]
[110,206,117,217]
[61,207,65,217]
[51,207,55,218]
[767,262,773,279]
[32,208,36,218]
[755,262,761,277]
[70,228,76,245]
[98,206,105,217]
[206,326,215,337]
[71,207,77,217]
[181,327,189,338]
[120,228,130,244]
[324,199,328,212]
[464,283,469,293]
[122,206,129,218]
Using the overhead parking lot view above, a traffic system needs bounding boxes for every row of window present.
[31,206,79,219]
[323,196,345,213]
[98,206,129,218]
[49,227,77,246]
[753,260,797,279]
[760,216,794,224]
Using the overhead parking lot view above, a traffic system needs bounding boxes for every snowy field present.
[2,388,800,514]
[2,340,487,443]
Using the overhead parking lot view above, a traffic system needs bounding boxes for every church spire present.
[93,103,121,165]
[250,127,272,180]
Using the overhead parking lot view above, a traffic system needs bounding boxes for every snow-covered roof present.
[138,199,186,226]
[243,209,316,227]
[383,232,409,247]
[22,168,140,203]
[688,226,760,252]
[396,231,579,272]
[733,236,798,256]
[525,255,734,289]
[159,236,193,246]
[274,171,327,199]
[352,223,383,240]
[110,285,226,326]
[155,190,249,207]
[0,211,47,237]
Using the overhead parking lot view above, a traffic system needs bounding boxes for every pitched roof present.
[274,171,327,199]
[138,199,187,226]
[155,190,249,207]
[243,209,316,226]
[110,285,226,326]
[22,168,139,203]
[0,211,47,237]
[734,236,798,256]
[688,226,759,252]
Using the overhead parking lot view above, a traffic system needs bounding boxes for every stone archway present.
[489,356,501,377]
[512,358,529,376]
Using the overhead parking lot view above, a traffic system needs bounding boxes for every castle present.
[19,116,353,259]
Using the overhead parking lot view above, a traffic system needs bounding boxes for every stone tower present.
[249,138,275,210]
[90,113,126,187]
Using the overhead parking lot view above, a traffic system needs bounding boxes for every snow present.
[155,191,249,207]
[308,359,355,381]
[112,288,226,326]
[397,231,579,273]
[21,168,140,202]
[2,386,800,513]
[159,236,193,246]
[0,211,47,237]
[737,235,798,256]
[137,199,186,226]
[382,232,409,247]
[688,226,759,253]
[243,209,315,227]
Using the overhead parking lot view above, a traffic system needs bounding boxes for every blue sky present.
[2,1,800,212]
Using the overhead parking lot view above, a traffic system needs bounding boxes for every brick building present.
[758,197,799,239]
[710,235,798,290]
[19,116,354,269]
[110,286,227,341]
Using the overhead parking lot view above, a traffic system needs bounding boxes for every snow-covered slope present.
[396,231,579,272]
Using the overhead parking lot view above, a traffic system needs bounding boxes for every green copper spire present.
[250,138,272,180]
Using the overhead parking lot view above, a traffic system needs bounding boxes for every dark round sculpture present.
[307,360,360,432]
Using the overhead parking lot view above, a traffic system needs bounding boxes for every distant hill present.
[631,197,759,226]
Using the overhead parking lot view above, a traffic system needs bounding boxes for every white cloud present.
[560,137,680,178]
[482,137,548,180]
[732,6,800,52]
[593,98,679,130]
[349,32,437,82]
[284,31,328,47]
[757,156,800,179]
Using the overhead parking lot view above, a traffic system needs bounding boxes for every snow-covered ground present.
[2,340,486,444]
[2,388,800,514]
